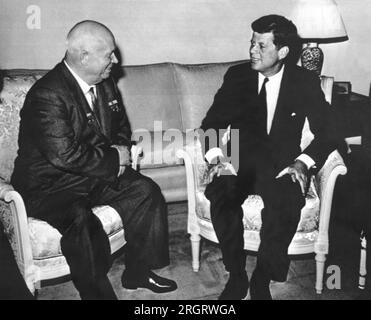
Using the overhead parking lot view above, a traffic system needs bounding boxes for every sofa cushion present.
[0,71,46,181]
[133,130,186,169]
[141,165,187,202]
[28,205,123,260]
[117,63,182,131]
[173,61,247,131]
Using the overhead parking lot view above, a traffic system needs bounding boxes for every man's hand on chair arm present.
[344,136,362,154]
[276,156,313,196]
[204,147,237,183]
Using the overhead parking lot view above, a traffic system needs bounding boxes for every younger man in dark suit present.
[201,15,334,300]
[11,20,177,299]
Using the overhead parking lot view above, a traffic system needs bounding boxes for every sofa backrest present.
[117,60,247,132]
[173,60,246,131]
[117,63,182,131]
[0,60,245,181]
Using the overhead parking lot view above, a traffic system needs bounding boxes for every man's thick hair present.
[252,14,301,65]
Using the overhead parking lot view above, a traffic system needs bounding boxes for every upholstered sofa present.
[0,61,347,296]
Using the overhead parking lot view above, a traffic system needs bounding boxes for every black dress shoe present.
[122,271,177,293]
[250,270,272,300]
[218,273,249,300]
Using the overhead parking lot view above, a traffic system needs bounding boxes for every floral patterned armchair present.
[0,70,141,295]
[176,76,350,295]
[0,150,140,296]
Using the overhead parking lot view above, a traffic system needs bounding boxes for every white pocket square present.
[291,112,296,117]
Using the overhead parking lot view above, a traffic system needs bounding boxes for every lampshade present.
[290,0,348,75]
[291,0,348,43]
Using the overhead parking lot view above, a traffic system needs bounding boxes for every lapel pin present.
[108,99,118,106]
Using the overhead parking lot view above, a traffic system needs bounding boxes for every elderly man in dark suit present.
[201,15,335,300]
[11,20,176,300]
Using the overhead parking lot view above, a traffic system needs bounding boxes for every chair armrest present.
[315,150,347,250]
[0,179,35,288]
[176,143,199,234]
[131,145,143,171]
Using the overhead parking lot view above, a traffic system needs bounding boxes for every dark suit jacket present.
[201,62,334,175]
[11,62,132,203]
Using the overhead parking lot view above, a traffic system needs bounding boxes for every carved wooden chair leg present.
[315,252,326,294]
[359,231,367,290]
[190,233,201,272]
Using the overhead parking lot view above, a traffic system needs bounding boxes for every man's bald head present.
[65,20,118,85]
[66,20,115,56]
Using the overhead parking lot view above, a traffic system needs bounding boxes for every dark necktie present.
[258,77,269,133]
[88,87,98,114]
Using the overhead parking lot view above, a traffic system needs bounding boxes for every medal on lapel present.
[108,99,120,112]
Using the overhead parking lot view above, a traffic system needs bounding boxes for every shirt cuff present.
[205,147,224,164]
[296,153,315,169]
[345,136,362,146]
[111,145,122,176]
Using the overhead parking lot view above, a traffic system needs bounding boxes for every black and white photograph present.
[0,0,370,304]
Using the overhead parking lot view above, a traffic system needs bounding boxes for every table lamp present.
[291,0,348,75]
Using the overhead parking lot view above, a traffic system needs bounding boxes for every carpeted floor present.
[36,201,369,300]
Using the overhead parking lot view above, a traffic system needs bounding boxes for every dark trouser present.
[0,223,34,300]
[255,175,305,282]
[26,167,169,300]
[205,170,305,282]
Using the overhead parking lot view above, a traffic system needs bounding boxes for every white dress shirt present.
[64,60,96,111]
[257,66,315,169]
[258,66,284,135]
